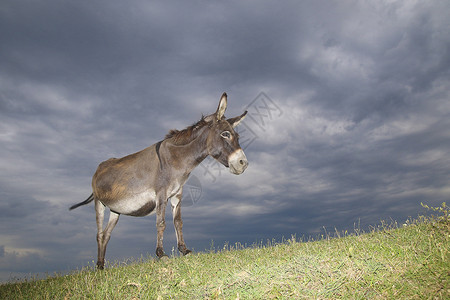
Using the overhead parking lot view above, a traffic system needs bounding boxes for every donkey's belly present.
[107,190,157,217]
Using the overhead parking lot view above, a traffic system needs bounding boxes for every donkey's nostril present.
[239,160,244,165]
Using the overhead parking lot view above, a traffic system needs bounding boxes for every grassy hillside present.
[1,204,449,299]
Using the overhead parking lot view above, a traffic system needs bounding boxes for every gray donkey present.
[70,93,248,269]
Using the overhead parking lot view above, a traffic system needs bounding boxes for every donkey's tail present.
[69,193,94,210]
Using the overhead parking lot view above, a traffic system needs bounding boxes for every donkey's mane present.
[165,116,209,145]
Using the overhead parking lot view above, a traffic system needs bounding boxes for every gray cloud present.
[1,0,449,282]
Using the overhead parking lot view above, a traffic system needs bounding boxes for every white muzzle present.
[228,149,248,175]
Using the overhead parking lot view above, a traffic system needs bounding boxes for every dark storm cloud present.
[1,0,449,282]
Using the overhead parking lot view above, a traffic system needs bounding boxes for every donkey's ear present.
[227,111,247,128]
[215,92,227,120]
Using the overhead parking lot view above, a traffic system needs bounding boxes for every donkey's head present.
[205,93,248,175]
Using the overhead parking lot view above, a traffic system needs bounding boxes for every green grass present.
[1,204,449,299]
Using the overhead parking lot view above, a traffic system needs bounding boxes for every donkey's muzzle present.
[228,149,248,175]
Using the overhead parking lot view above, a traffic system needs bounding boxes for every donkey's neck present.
[164,125,209,174]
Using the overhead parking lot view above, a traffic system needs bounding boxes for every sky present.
[1,0,449,282]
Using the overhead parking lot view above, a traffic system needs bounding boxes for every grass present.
[1,203,449,299]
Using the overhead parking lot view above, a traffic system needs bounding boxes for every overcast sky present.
[1,0,449,282]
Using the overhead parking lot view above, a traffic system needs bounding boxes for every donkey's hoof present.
[96,261,105,270]
[156,247,168,258]
[178,244,192,256]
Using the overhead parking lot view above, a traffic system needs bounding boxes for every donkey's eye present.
[221,131,231,139]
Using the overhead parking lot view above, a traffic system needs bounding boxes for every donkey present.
[70,93,248,269]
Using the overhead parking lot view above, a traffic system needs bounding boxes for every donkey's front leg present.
[171,188,192,255]
[155,193,168,258]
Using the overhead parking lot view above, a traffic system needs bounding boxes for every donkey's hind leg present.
[95,199,120,269]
